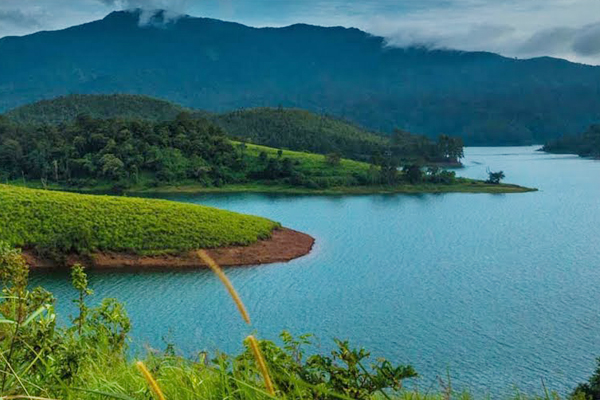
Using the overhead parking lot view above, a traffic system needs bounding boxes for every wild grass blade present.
[136,361,166,400]
[197,250,251,324]
[246,335,275,396]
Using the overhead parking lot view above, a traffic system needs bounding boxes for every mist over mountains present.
[1,9,600,145]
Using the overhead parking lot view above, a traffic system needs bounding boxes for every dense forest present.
[0,112,464,191]
[543,124,600,157]
[5,94,187,125]
[2,10,600,145]
[3,94,463,165]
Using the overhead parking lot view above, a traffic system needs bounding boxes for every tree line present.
[0,113,465,190]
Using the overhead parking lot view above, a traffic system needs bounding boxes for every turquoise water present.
[31,146,600,396]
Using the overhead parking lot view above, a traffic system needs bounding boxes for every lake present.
[31,146,600,396]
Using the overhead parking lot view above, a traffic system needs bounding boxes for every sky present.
[1,0,600,65]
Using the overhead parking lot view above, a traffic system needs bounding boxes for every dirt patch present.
[22,228,315,270]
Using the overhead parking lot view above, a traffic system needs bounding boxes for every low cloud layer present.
[94,0,191,24]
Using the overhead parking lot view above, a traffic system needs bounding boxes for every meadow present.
[0,184,279,255]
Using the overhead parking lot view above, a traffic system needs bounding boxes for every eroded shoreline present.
[23,228,315,270]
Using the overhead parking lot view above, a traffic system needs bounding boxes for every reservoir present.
[32,146,600,396]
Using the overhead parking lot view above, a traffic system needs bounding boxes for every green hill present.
[0,184,277,254]
[4,94,186,125]
[212,108,389,161]
[2,94,456,164]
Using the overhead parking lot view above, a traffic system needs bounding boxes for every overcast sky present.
[1,0,600,65]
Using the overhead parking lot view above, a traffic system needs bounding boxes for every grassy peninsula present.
[0,184,278,255]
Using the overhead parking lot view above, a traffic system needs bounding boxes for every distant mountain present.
[1,9,600,145]
[4,94,186,125]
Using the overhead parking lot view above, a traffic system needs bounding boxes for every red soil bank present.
[23,228,314,270]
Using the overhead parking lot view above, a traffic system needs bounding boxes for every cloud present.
[517,27,576,56]
[512,22,600,60]
[573,23,600,56]
[94,0,192,25]
[0,9,41,30]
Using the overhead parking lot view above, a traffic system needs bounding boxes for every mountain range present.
[1,9,600,145]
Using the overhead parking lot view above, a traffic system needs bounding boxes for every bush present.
[572,358,600,400]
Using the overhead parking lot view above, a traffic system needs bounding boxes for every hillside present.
[0,184,278,255]
[543,124,600,157]
[2,94,458,164]
[212,108,388,161]
[1,10,600,145]
[4,94,186,125]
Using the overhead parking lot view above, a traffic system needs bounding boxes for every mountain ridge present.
[1,9,600,145]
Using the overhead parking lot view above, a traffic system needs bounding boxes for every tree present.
[486,170,505,184]
[258,151,268,163]
[572,357,600,400]
[437,134,464,162]
[403,164,423,184]
[99,154,125,179]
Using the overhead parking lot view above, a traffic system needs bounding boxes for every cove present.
[30,146,600,396]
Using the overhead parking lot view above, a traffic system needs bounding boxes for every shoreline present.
[23,228,315,270]
[12,181,537,196]
[124,181,537,195]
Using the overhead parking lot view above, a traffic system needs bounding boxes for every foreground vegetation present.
[0,184,278,255]
[543,124,600,158]
[0,244,597,399]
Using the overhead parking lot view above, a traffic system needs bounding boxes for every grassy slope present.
[4,94,186,125]
[0,184,278,254]
[213,107,388,157]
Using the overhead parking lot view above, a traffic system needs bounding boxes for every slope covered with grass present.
[0,184,278,254]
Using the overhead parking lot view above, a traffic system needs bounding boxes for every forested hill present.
[1,10,600,145]
[3,94,459,164]
[543,124,600,157]
[4,94,186,125]
[0,113,472,193]
[211,108,387,160]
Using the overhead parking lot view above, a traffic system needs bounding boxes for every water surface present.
[32,146,600,396]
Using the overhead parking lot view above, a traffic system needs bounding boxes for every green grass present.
[0,184,279,254]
